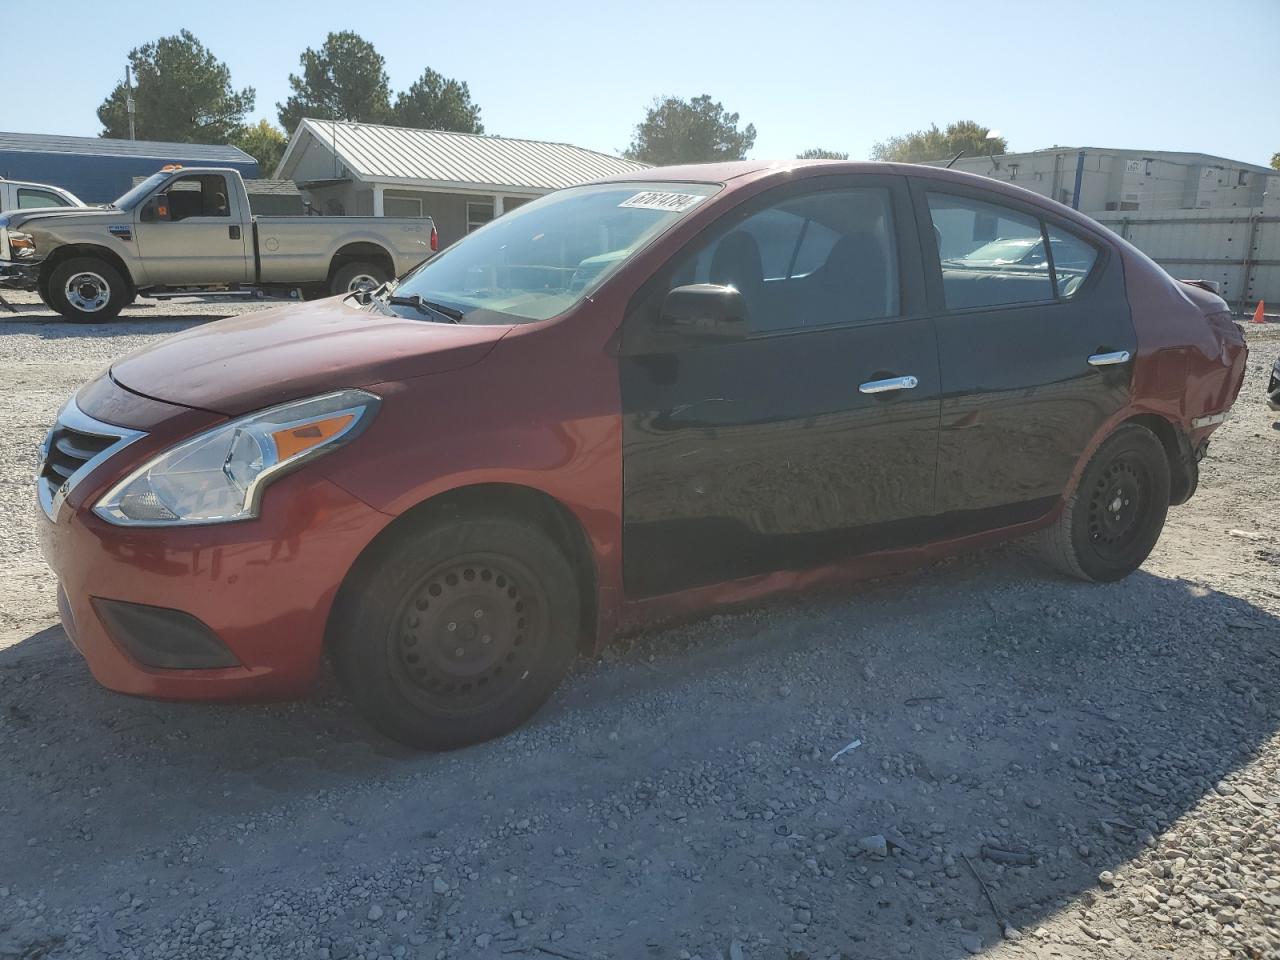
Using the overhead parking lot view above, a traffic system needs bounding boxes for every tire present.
[47,257,130,323]
[329,516,581,750]
[1037,423,1171,582]
[329,260,388,297]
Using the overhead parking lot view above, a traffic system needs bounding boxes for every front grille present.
[37,398,145,520]
[41,425,118,485]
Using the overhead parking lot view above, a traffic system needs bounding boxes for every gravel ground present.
[1,292,1278,960]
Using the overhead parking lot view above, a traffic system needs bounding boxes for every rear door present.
[619,175,942,598]
[909,178,1136,527]
[133,173,250,285]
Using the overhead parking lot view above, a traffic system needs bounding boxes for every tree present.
[624,95,756,165]
[1272,151,1280,170]
[392,68,483,133]
[235,120,288,175]
[277,31,392,132]
[870,121,1007,163]
[97,30,254,143]
[797,148,848,160]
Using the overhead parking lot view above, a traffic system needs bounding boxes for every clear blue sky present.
[6,0,1278,167]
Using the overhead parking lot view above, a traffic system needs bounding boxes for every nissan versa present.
[35,161,1247,749]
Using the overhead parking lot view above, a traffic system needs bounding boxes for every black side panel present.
[621,318,940,597]
[908,177,1136,517]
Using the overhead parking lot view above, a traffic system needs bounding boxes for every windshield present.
[956,238,1043,264]
[113,173,170,210]
[389,181,720,323]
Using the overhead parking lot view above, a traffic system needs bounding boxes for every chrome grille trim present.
[37,396,146,521]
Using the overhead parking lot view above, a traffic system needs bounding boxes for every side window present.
[17,188,69,209]
[164,175,231,221]
[669,187,900,333]
[926,192,1054,309]
[1046,224,1098,298]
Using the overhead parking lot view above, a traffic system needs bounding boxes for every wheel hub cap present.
[65,272,110,313]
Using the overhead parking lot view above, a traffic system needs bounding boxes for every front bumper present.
[36,386,394,700]
[0,257,40,290]
[39,473,392,700]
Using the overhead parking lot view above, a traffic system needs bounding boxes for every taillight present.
[429,226,438,252]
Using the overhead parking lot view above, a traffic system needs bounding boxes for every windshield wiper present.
[386,293,464,323]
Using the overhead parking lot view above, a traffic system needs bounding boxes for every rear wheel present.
[47,257,131,323]
[330,260,388,297]
[1037,423,1170,582]
[329,516,580,750]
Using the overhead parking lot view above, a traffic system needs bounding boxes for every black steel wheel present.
[329,515,580,750]
[1038,423,1170,582]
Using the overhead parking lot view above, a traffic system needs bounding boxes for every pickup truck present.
[0,178,85,212]
[0,166,437,322]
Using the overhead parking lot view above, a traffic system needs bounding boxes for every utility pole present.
[125,65,136,140]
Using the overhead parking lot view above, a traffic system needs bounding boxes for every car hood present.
[110,298,513,416]
[0,207,111,230]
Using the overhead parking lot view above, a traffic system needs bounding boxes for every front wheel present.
[1037,423,1171,582]
[329,261,389,297]
[329,516,580,750]
[47,257,132,323]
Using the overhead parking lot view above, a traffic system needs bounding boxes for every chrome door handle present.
[1088,350,1131,367]
[859,375,919,394]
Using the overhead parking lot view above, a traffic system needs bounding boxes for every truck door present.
[133,173,250,286]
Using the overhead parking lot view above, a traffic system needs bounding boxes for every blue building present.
[0,131,258,203]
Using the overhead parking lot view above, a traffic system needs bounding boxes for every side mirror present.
[139,196,168,223]
[656,284,748,341]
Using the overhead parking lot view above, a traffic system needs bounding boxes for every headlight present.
[7,232,36,259]
[94,390,379,526]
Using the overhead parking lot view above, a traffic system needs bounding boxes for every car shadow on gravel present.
[1,551,1277,958]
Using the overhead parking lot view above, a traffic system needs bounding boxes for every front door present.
[619,176,941,598]
[133,173,250,286]
[911,180,1137,527]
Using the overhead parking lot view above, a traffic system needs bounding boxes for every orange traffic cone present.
[1253,301,1266,324]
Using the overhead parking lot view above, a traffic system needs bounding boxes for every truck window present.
[164,175,231,221]
[17,188,70,209]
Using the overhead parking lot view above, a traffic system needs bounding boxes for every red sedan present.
[36,161,1247,749]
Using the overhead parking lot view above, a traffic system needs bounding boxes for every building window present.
[467,200,495,233]
[384,196,423,217]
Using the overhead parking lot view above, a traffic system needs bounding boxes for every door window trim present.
[907,177,1109,318]
[621,173,927,352]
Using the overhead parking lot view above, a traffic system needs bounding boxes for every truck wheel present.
[1037,423,1170,582]
[329,515,580,750]
[47,257,130,323]
[330,261,388,297]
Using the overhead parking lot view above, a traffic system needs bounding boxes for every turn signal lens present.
[272,414,354,460]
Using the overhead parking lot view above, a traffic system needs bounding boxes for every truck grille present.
[37,399,144,520]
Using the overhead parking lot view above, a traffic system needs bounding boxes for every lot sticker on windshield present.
[618,191,707,213]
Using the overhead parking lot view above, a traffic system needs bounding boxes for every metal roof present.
[0,130,255,164]
[283,119,648,192]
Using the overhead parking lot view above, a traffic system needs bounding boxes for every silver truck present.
[0,166,436,322]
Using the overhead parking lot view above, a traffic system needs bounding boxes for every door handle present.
[229,225,242,240]
[1087,350,1130,367]
[859,375,919,394]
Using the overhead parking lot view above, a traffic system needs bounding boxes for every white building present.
[930,147,1275,214]
[276,119,648,247]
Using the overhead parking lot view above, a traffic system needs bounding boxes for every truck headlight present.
[6,232,36,259]
[94,390,379,526]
